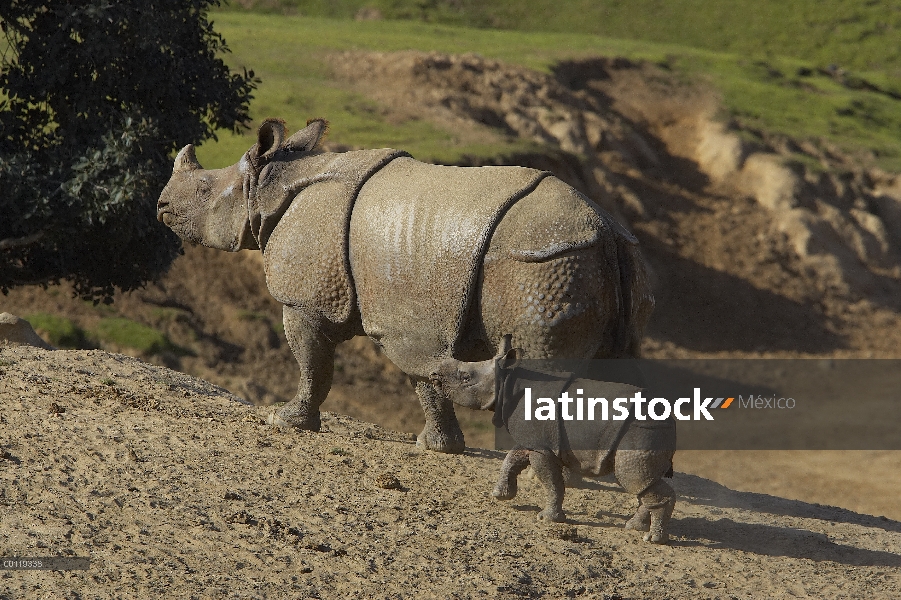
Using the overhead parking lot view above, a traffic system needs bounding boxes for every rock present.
[739,153,799,211]
[872,183,901,249]
[374,472,402,490]
[696,120,746,181]
[0,313,54,349]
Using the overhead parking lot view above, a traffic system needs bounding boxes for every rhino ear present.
[285,118,329,153]
[255,118,286,161]
[497,334,513,358]
[497,347,520,370]
[173,144,202,173]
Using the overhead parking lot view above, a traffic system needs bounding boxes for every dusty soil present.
[1,50,900,597]
[1,345,899,599]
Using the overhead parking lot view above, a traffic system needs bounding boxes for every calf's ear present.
[285,118,329,152]
[497,334,513,357]
[497,347,520,370]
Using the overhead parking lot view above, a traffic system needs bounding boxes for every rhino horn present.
[285,118,329,153]
[173,144,202,173]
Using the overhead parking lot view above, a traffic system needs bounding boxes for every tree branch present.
[0,231,45,250]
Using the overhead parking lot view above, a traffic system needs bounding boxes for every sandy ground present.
[1,345,899,599]
[2,49,901,598]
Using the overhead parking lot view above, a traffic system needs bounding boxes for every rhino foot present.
[267,412,290,429]
[632,481,675,545]
[643,529,669,544]
[491,481,517,500]
[416,425,465,454]
[537,508,566,523]
[271,405,321,431]
[624,505,651,532]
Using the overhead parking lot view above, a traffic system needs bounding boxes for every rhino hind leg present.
[624,503,651,532]
[492,447,532,500]
[528,450,566,522]
[614,447,676,544]
[270,306,340,431]
[412,379,465,454]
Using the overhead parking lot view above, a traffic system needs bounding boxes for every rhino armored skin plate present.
[157,118,654,456]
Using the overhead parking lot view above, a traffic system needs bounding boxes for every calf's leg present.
[624,503,651,532]
[529,450,566,522]
[637,479,676,544]
[492,447,531,500]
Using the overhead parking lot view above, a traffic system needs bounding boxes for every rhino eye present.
[459,371,471,383]
[196,178,212,199]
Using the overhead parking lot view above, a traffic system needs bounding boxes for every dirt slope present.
[2,51,901,581]
[1,345,899,599]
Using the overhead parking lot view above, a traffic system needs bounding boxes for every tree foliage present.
[0,1,258,301]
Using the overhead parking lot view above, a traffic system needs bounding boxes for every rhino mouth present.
[156,197,170,223]
[158,210,185,232]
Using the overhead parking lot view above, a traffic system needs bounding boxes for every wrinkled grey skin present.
[432,348,675,544]
[158,118,654,454]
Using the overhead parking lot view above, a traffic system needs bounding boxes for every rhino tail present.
[611,227,655,358]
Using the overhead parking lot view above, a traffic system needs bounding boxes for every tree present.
[0,0,258,301]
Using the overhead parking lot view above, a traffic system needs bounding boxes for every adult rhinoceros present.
[157,118,654,453]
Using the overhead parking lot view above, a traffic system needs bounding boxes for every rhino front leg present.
[529,450,566,522]
[269,306,339,431]
[492,447,532,500]
[412,379,465,454]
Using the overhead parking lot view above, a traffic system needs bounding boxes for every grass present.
[92,318,191,356]
[25,313,89,348]
[224,0,901,74]
[197,12,684,167]
[25,312,191,356]
[150,307,192,322]
[200,10,901,171]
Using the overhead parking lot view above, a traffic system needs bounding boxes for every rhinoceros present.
[157,118,654,453]
[429,342,676,543]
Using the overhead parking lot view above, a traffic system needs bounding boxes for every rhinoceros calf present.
[429,345,676,544]
[157,118,654,454]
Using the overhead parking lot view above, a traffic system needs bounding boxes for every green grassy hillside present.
[224,0,901,74]
[199,8,901,171]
